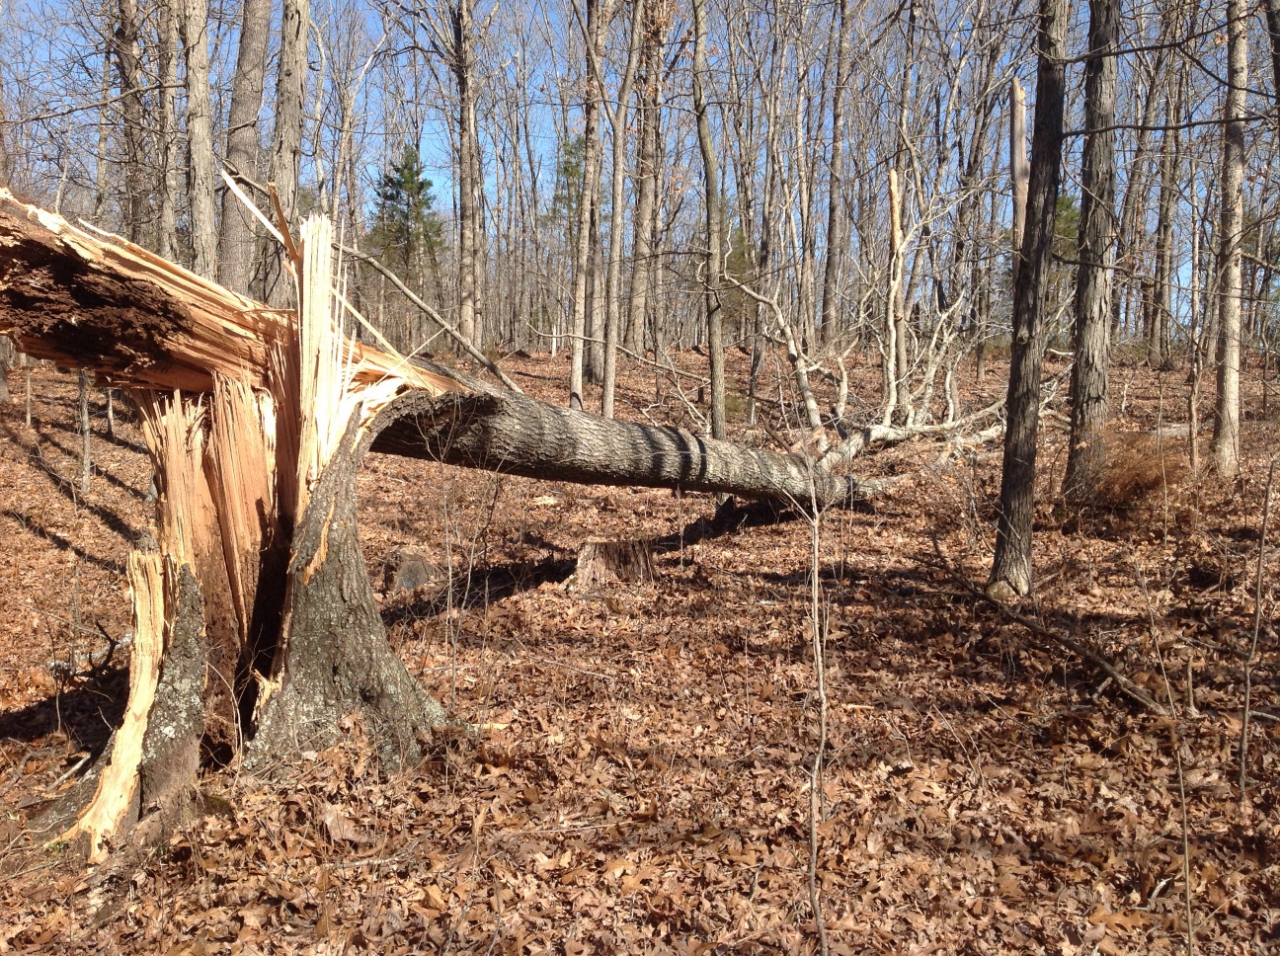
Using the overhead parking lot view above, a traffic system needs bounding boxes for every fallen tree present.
[0,190,902,861]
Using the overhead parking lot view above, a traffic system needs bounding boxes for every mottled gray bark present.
[373,388,876,511]
[217,0,272,295]
[266,0,310,306]
[249,408,453,770]
[989,0,1067,599]
[181,0,218,279]
[1064,0,1117,505]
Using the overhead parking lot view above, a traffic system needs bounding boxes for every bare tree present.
[1064,0,1118,504]
[600,0,644,418]
[1212,0,1248,478]
[570,0,608,404]
[181,0,217,278]
[818,0,850,345]
[217,0,273,295]
[266,0,312,304]
[988,0,1067,599]
[692,0,725,440]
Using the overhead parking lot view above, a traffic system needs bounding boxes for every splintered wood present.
[136,391,210,569]
[207,375,279,646]
[0,189,459,402]
[53,552,165,863]
[0,192,464,860]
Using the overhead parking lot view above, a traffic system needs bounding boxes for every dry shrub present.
[1090,431,1186,514]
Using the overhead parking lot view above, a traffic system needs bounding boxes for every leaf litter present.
[0,353,1277,954]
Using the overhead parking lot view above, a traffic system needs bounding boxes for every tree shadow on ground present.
[0,666,127,755]
[0,509,127,575]
[0,423,148,535]
[381,497,806,628]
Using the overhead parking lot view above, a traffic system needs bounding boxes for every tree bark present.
[988,0,1067,599]
[451,1,482,348]
[217,0,273,295]
[157,2,180,262]
[1010,78,1028,282]
[113,0,147,245]
[249,406,451,769]
[0,335,12,403]
[818,0,851,344]
[1266,0,1280,112]
[624,0,665,356]
[1064,0,1117,505]
[570,0,607,404]
[266,0,311,305]
[374,389,877,510]
[600,0,644,418]
[692,0,725,441]
[1212,0,1247,478]
[181,0,218,279]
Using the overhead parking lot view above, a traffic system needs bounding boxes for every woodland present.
[0,0,1278,952]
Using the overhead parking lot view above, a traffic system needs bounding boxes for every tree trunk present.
[0,335,12,403]
[113,0,146,245]
[818,0,851,344]
[570,0,607,405]
[374,389,875,510]
[181,0,218,279]
[1212,0,1247,478]
[217,0,273,295]
[1150,100,1179,371]
[157,1,180,262]
[624,0,665,356]
[266,0,311,305]
[1010,78,1029,282]
[249,406,451,769]
[1064,0,1117,505]
[988,0,1067,600]
[1266,0,1280,111]
[692,0,726,441]
[452,0,481,348]
[79,370,91,495]
[600,0,644,418]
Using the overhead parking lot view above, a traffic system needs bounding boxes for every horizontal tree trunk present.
[375,389,876,510]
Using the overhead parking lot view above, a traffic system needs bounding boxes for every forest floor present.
[0,349,1277,955]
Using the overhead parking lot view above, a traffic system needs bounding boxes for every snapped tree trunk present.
[988,0,1067,600]
[0,193,891,859]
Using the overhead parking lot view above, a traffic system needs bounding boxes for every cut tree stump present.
[575,540,654,590]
